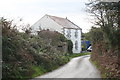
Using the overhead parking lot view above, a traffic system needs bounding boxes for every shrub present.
[67,40,73,54]
[2,18,70,79]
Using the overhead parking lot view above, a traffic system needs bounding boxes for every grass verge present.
[69,52,91,58]
[30,52,92,79]
[89,58,106,78]
[30,66,46,78]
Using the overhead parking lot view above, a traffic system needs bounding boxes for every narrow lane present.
[35,55,100,78]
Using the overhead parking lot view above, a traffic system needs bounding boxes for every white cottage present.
[31,14,82,53]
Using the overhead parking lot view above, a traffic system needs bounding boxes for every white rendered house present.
[31,14,82,53]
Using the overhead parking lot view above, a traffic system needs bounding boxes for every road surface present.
[34,55,100,78]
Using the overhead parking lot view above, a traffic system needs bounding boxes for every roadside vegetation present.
[1,18,90,80]
[85,1,120,78]
[69,52,91,58]
[1,18,71,79]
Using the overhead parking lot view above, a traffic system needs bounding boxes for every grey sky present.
[99,0,119,2]
[0,0,93,32]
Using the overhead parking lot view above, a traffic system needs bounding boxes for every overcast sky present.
[0,0,94,33]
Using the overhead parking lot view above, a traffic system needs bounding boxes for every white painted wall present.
[31,15,63,34]
[64,28,81,53]
[31,15,82,53]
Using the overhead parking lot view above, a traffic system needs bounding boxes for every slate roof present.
[46,15,81,30]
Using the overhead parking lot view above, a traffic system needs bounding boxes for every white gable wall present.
[31,15,63,34]
[31,15,82,53]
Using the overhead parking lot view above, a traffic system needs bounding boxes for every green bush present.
[2,18,71,79]
[67,40,73,54]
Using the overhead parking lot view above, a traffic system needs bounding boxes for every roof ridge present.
[47,15,65,27]
[66,19,82,30]
[46,14,81,29]
[47,14,66,20]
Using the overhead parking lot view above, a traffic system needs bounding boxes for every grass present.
[30,65,46,78]
[69,52,91,58]
[89,58,106,78]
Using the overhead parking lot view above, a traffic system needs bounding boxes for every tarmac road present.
[34,55,100,78]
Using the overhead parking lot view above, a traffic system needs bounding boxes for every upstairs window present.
[39,24,42,30]
[66,29,71,39]
[62,29,65,35]
[75,30,78,38]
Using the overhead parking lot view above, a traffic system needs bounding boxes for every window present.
[75,41,78,50]
[66,29,71,39]
[39,24,42,30]
[75,29,78,38]
[39,26,42,30]
[62,29,65,35]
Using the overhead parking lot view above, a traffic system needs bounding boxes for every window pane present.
[75,30,78,38]
[75,41,78,50]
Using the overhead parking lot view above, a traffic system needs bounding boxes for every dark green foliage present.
[38,30,67,46]
[2,18,70,79]
[86,1,120,78]
[67,40,73,54]
[82,32,91,41]
[87,1,120,48]
[89,27,104,44]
